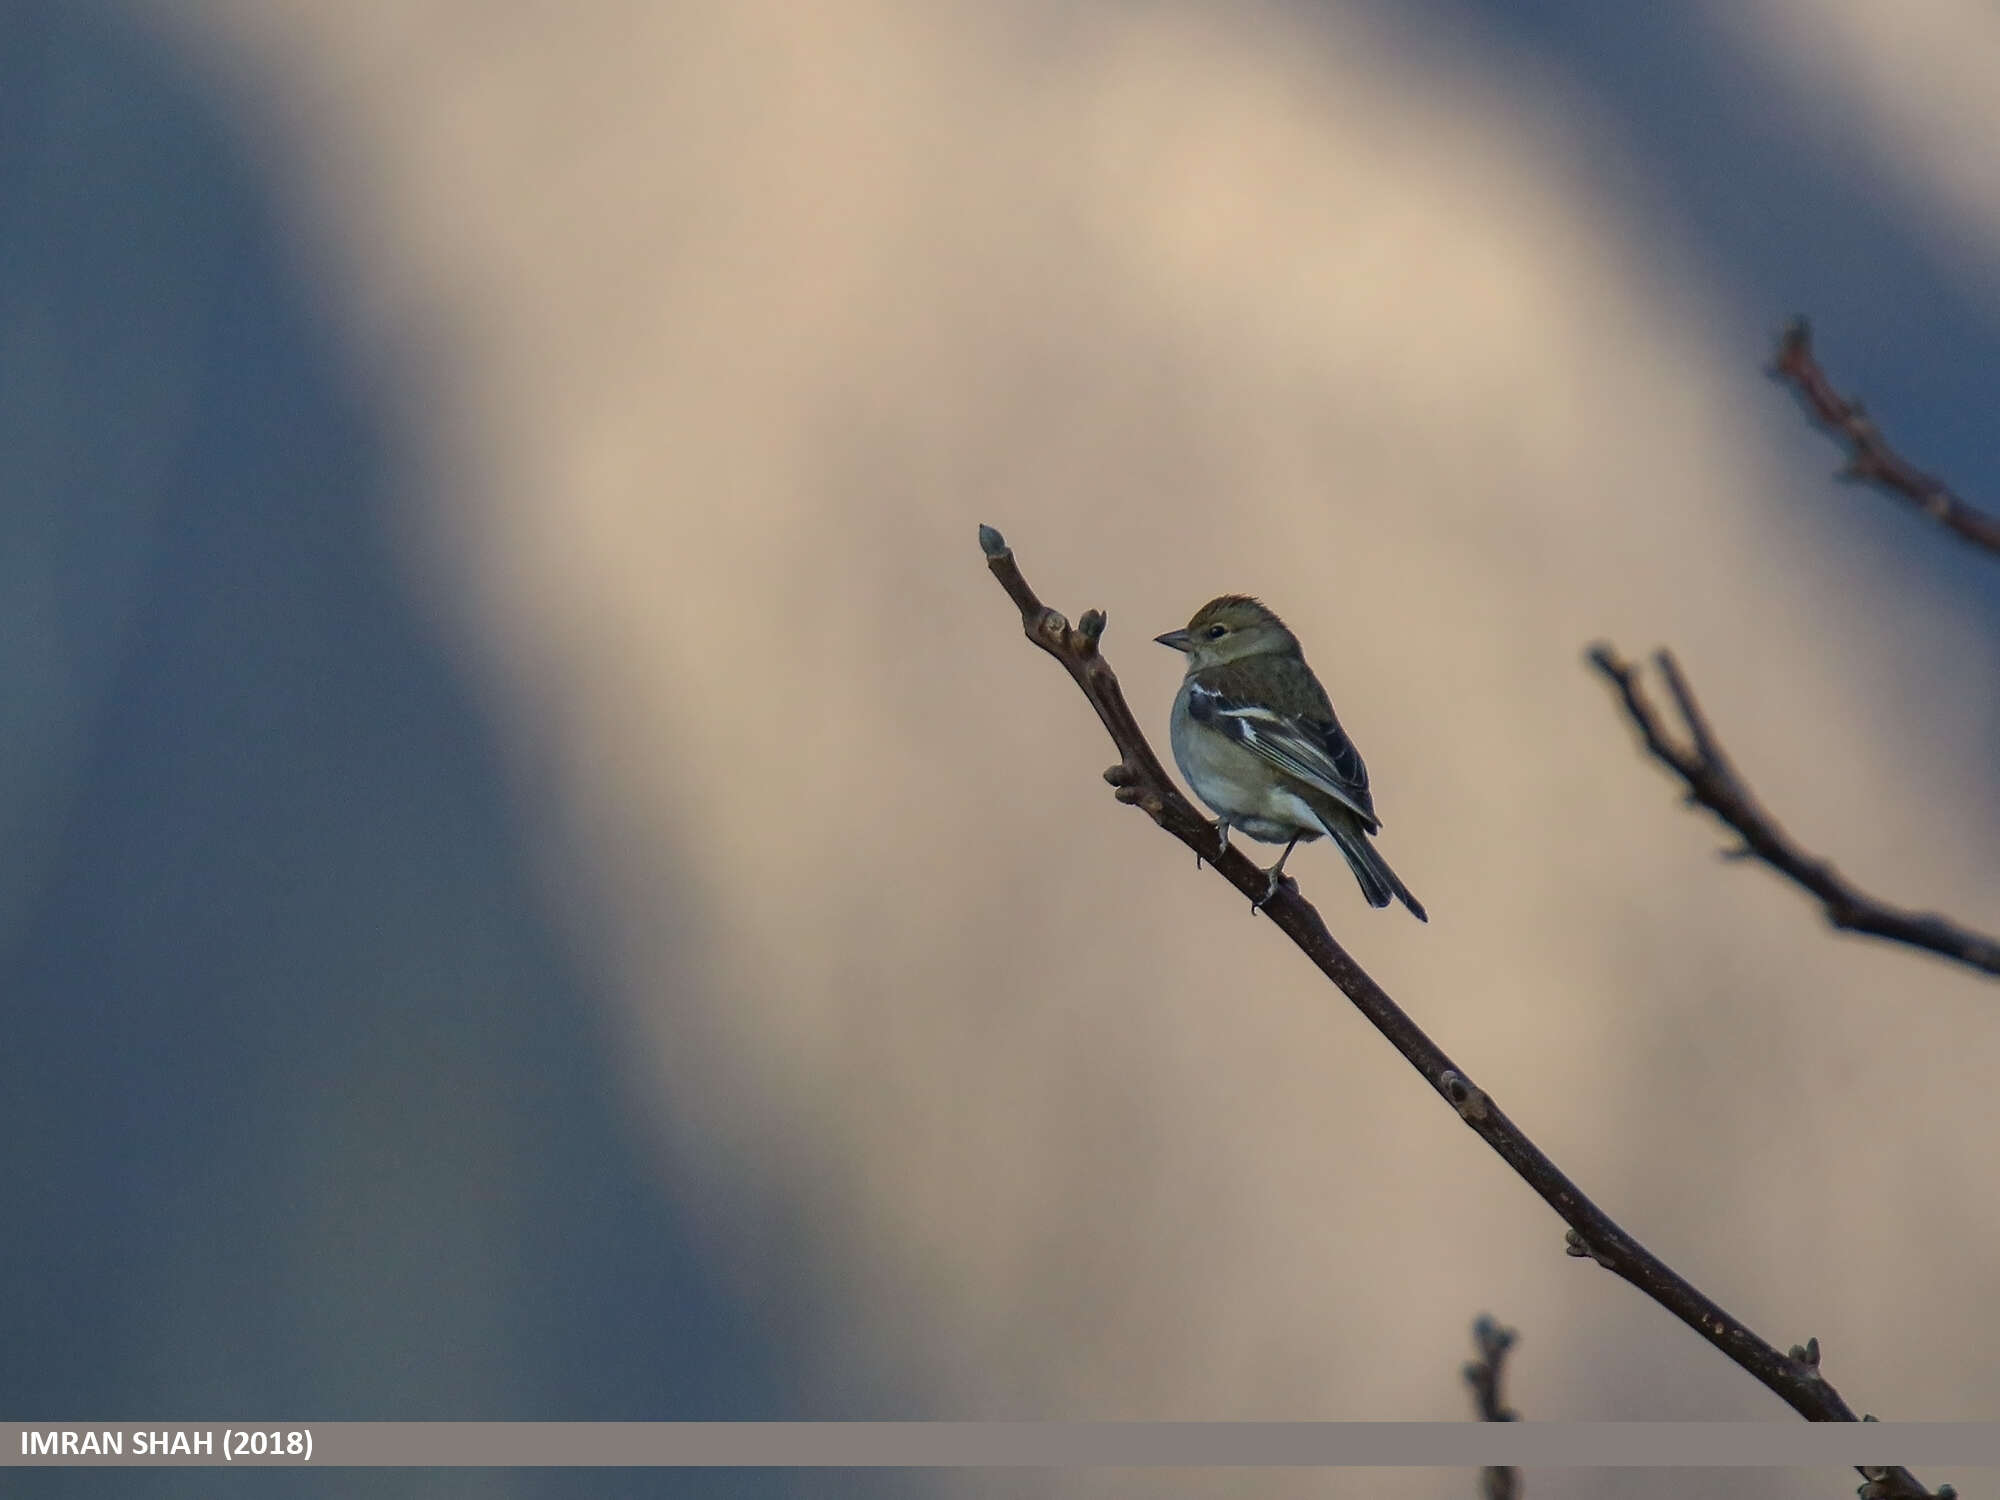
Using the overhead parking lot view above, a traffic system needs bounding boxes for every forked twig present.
[1590,645,2000,980]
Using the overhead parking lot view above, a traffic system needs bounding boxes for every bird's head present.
[1154,595,1299,669]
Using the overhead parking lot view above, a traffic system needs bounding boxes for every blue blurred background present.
[1,3,903,1495]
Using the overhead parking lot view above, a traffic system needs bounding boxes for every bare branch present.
[1463,1316,1519,1500]
[1464,1315,1519,1423]
[981,527,1942,1500]
[1770,319,2000,557]
[1589,644,2000,980]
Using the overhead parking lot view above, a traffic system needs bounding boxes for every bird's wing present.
[1185,683,1380,831]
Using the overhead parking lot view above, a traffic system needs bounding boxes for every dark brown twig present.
[1589,644,2000,980]
[979,526,1941,1500]
[1463,1316,1519,1500]
[1770,319,2000,557]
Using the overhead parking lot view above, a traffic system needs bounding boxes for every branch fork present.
[1589,644,2000,980]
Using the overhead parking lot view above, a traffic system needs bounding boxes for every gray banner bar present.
[5,1422,1997,1468]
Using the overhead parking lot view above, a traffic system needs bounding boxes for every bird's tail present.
[1325,818,1428,923]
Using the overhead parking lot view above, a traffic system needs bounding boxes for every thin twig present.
[1589,644,2000,980]
[1770,319,2000,557]
[979,526,1941,1500]
[1464,1316,1519,1500]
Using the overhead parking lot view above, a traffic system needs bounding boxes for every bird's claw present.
[1197,821,1230,871]
[1251,870,1295,913]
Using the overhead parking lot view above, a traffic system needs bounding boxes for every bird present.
[1156,595,1426,920]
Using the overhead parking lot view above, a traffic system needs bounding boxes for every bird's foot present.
[1251,868,1296,913]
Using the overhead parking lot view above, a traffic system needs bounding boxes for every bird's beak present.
[1154,628,1194,652]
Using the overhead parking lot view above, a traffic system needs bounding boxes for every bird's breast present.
[1170,696,1325,844]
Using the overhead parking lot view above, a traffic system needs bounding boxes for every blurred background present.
[4,1,1998,1497]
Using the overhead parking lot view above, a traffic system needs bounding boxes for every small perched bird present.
[1156,595,1426,920]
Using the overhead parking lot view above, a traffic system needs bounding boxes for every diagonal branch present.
[979,525,1941,1500]
[1463,1316,1520,1500]
[1589,644,2000,980]
[1769,319,2000,558]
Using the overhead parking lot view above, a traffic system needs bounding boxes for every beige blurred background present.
[138,0,2000,1492]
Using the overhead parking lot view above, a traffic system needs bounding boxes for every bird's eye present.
[1204,624,1227,640]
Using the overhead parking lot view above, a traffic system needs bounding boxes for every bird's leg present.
[1251,837,1302,912]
